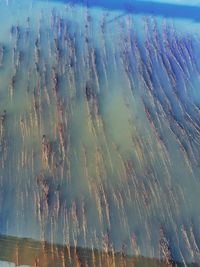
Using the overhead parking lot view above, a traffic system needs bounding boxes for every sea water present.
[0,0,200,266]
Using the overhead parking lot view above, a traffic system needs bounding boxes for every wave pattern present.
[0,0,200,265]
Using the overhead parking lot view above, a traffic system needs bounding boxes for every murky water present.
[0,0,200,266]
[0,234,200,267]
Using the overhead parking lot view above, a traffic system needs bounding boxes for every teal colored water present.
[0,0,200,266]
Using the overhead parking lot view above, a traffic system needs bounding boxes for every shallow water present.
[0,234,200,267]
[0,0,200,266]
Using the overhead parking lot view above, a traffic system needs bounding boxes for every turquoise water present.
[0,0,200,266]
